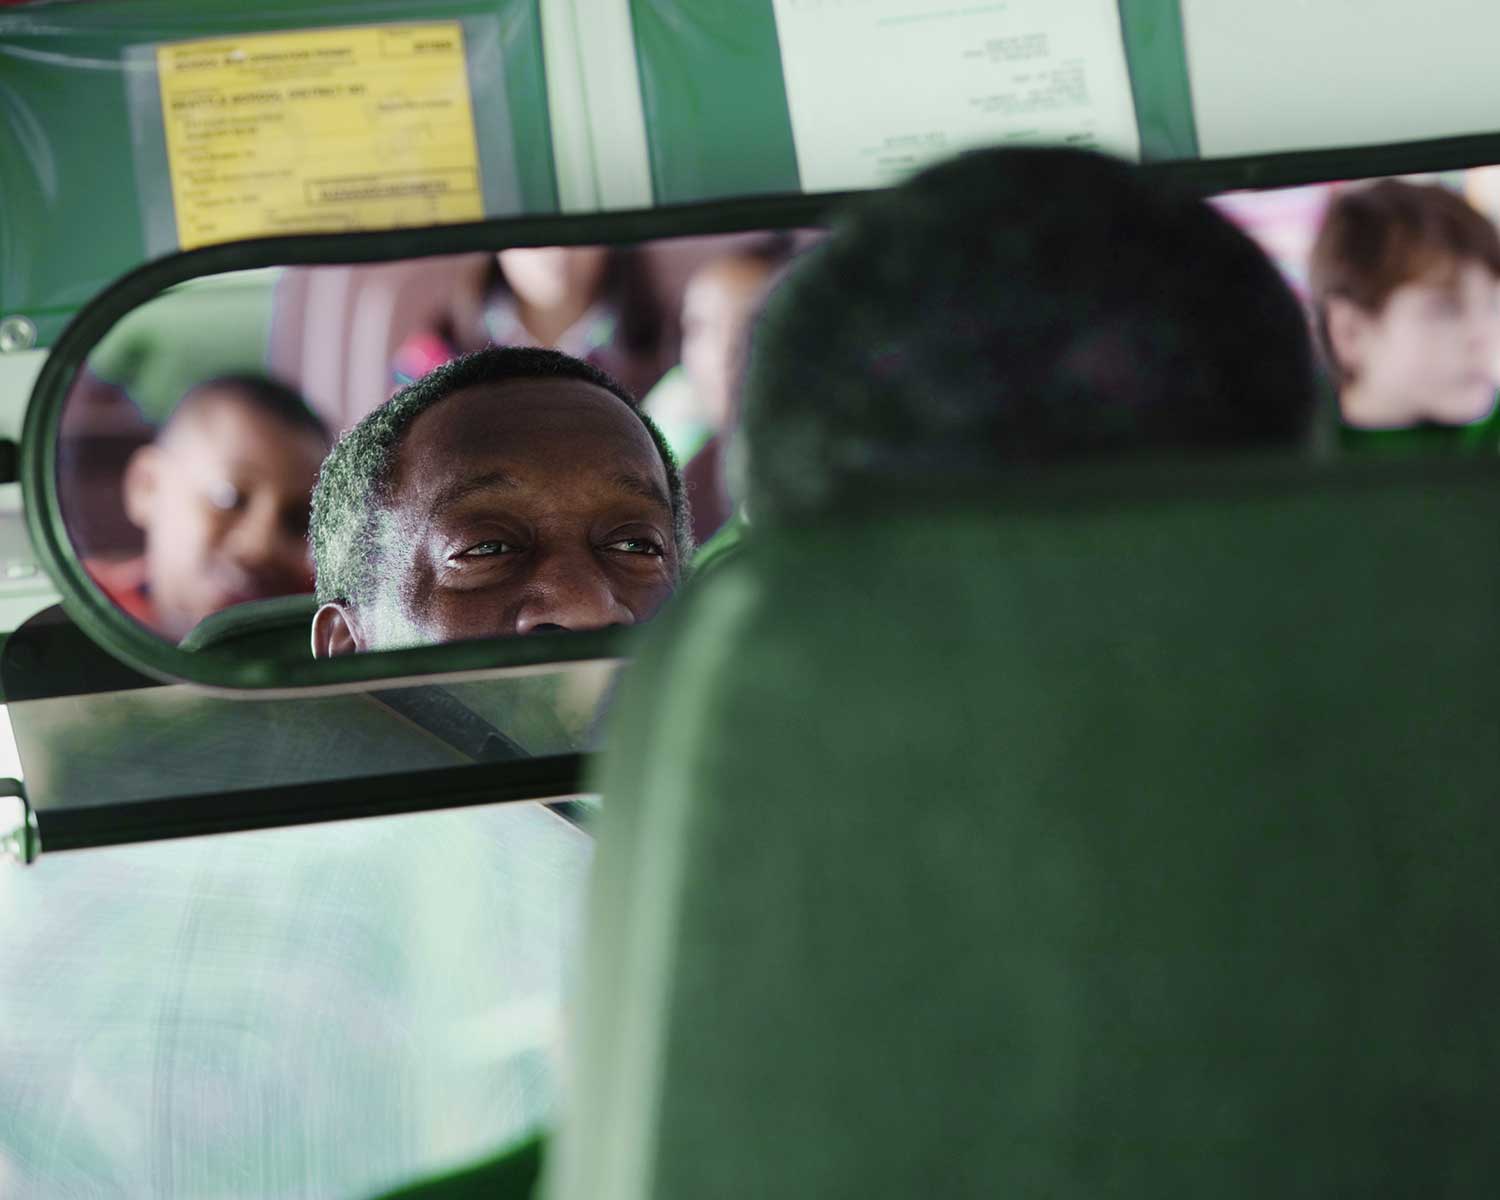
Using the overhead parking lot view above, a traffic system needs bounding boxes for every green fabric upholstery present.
[547,455,1500,1200]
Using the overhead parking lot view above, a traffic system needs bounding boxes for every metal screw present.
[0,315,37,354]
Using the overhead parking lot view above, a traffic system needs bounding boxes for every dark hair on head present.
[310,345,691,607]
[741,146,1318,520]
[172,372,329,442]
[1309,178,1500,386]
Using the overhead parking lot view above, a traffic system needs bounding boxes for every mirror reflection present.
[1212,167,1500,447]
[58,167,1500,659]
[63,233,807,653]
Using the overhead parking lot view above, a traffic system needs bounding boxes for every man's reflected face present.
[344,377,679,650]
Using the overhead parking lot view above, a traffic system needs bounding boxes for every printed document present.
[771,0,1141,192]
[153,23,485,249]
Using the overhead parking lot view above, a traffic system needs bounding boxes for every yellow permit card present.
[155,23,486,250]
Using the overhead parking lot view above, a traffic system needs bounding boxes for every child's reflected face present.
[125,392,328,640]
[1336,261,1500,427]
[681,258,776,429]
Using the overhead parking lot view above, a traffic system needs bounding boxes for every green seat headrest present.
[549,455,1500,1199]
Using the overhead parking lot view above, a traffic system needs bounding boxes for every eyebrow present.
[612,470,673,514]
[423,468,672,521]
[425,470,520,519]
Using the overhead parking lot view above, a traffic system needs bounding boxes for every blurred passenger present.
[1309,179,1500,450]
[310,347,689,655]
[651,236,795,542]
[740,147,1318,518]
[391,246,671,401]
[87,374,330,641]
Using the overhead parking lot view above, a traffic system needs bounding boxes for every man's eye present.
[606,537,663,556]
[455,540,519,558]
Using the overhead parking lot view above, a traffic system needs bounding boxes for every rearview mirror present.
[22,211,823,693]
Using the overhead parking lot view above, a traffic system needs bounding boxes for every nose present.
[513,550,634,635]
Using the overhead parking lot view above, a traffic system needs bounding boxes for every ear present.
[311,602,363,657]
[121,444,162,531]
[1324,297,1373,380]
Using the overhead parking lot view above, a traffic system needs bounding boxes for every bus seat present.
[368,1133,543,1200]
[547,456,1500,1199]
[1,604,158,703]
[687,508,747,577]
[269,256,484,430]
[179,593,318,658]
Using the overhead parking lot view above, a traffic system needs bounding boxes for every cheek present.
[420,586,521,644]
[160,501,227,561]
[1375,318,1443,379]
[391,554,507,643]
[622,573,678,622]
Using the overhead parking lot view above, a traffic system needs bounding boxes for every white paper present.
[1183,0,1500,159]
[544,0,654,211]
[771,0,1141,193]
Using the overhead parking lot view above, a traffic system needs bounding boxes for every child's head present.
[1310,180,1500,427]
[123,374,330,640]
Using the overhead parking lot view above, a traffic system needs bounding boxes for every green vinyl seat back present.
[547,455,1500,1200]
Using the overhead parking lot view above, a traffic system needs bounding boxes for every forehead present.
[168,392,324,463]
[388,376,668,514]
[1390,258,1500,302]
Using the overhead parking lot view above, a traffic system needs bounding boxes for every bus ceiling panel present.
[11,0,1500,346]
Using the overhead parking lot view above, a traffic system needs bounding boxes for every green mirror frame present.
[19,191,847,692]
[22,129,1500,693]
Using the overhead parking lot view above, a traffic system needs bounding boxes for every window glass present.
[0,798,591,1198]
[6,662,616,814]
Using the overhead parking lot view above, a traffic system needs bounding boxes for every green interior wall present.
[0,0,555,348]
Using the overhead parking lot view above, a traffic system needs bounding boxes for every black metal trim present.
[31,752,588,853]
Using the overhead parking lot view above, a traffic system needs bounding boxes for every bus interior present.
[3,2,1500,1197]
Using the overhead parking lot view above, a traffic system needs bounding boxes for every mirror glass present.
[59,230,820,662]
[1211,165,1500,444]
[52,165,1500,675]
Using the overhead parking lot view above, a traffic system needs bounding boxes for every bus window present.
[0,797,591,1198]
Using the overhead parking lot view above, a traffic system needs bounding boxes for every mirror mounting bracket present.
[0,782,40,866]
